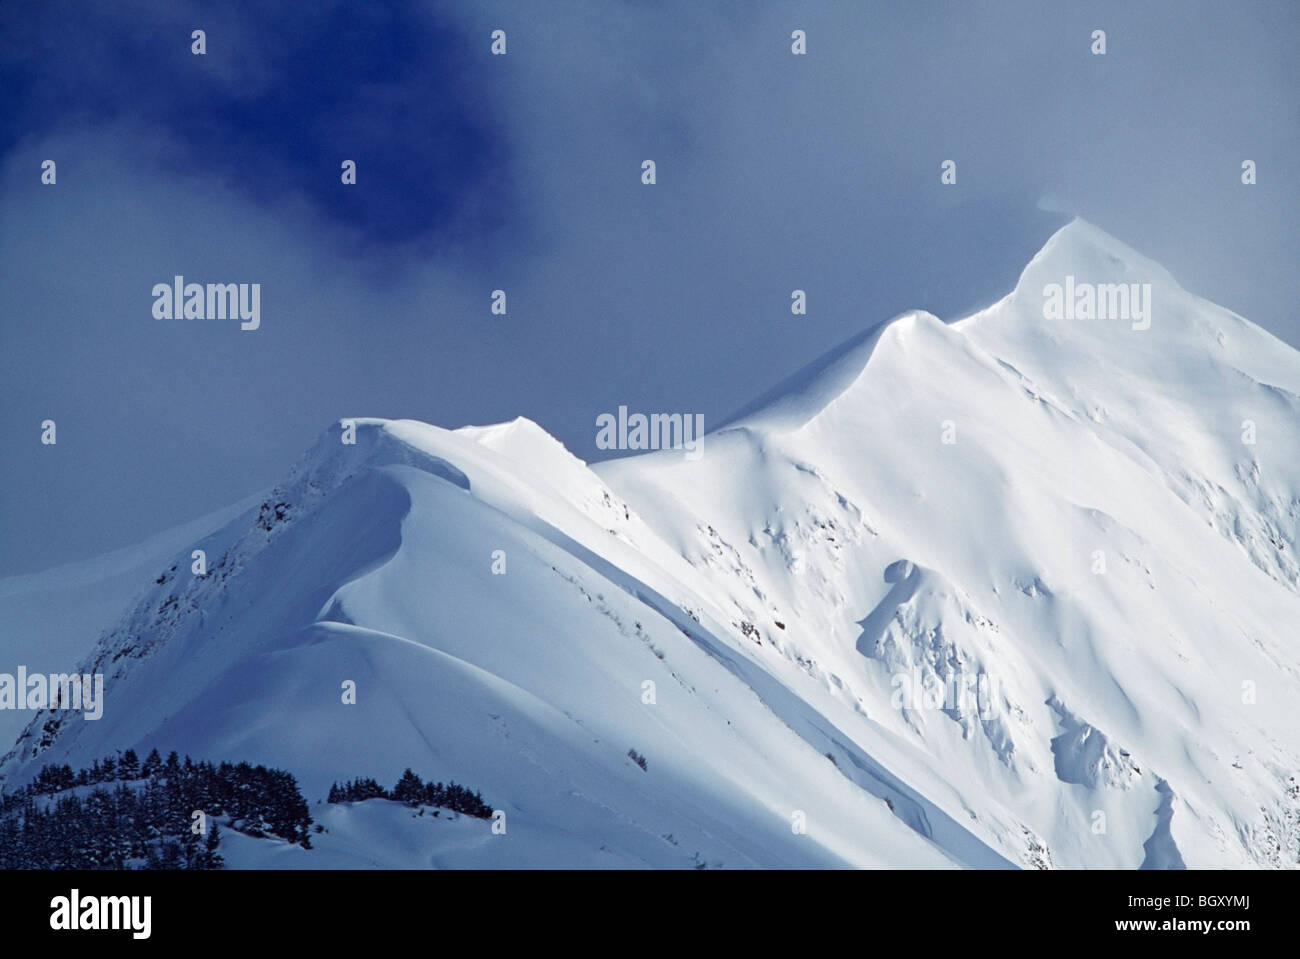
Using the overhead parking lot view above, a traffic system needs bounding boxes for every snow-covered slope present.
[596,220,1300,868]
[0,492,264,748]
[4,220,1298,869]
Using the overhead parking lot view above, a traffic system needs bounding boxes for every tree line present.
[0,749,313,869]
[328,768,492,819]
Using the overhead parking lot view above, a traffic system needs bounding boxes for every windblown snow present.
[3,219,1298,869]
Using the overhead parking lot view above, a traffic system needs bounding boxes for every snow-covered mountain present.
[4,219,1298,869]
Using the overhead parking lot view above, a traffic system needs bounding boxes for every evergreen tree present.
[119,748,140,780]
[141,748,162,778]
[1,751,316,867]
[203,821,224,869]
[156,838,183,870]
[392,768,425,806]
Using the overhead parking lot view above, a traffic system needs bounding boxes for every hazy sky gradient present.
[2,0,1297,574]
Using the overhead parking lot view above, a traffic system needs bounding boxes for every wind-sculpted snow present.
[597,220,1300,869]
[4,221,1300,869]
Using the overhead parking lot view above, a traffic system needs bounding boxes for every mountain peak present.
[7,219,1299,871]
[721,220,1212,440]
[1007,218,1181,303]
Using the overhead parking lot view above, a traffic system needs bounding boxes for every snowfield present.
[3,220,1298,869]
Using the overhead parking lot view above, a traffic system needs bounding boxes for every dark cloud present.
[0,0,511,250]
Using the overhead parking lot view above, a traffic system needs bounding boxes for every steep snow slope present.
[0,492,264,747]
[3,220,1297,869]
[1,418,982,868]
[596,219,1300,868]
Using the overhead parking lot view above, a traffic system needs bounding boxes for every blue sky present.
[1,0,1297,574]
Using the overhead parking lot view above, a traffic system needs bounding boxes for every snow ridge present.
[4,221,1300,869]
